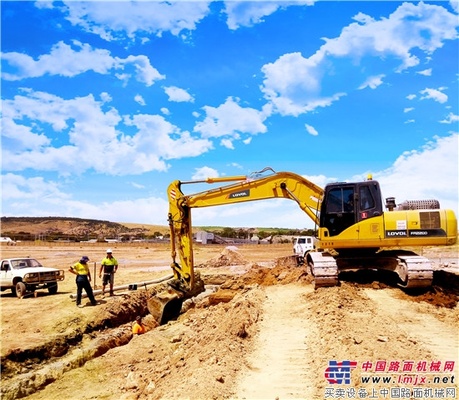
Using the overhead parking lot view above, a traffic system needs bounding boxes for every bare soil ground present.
[1,242,458,400]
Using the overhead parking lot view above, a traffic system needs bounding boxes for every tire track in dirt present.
[364,289,458,361]
[234,284,315,399]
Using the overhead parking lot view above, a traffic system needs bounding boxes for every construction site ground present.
[1,242,458,400]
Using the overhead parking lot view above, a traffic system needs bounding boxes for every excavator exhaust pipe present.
[147,290,184,325]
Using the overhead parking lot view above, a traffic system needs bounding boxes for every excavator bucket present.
[147,290,184,325]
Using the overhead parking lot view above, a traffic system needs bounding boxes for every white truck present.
[0,236,16,245]
[0,258,65,298]
[293,236,316,262]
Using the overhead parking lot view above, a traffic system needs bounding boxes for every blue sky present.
[1,1,458,229]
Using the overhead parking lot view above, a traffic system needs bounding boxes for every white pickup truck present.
[0,258,65,298]
[293,236,316,262]
[0,236,16,245]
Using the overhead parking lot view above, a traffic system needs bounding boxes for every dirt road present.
[234,284,315,399]
[1,243,458,400]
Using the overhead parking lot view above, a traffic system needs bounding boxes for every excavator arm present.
[148,168,323,324]
[169,168,322,290]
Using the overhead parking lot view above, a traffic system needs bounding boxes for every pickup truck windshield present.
[11,259,42,269]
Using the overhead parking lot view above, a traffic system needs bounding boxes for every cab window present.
[327,187,354,213]
[359,186,375,210]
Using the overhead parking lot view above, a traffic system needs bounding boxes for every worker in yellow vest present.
[69,256,98,307]
[99,249,118,296]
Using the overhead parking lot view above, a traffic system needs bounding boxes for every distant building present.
[195,231,215,244]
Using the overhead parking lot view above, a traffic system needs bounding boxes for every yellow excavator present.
[148,167,457,324]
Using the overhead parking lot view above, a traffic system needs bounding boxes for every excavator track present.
[393,252,434,289]
[345,250,434,289]
[307,250,433,289]
[306,251,339,289]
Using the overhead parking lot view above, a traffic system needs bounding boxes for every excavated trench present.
[0,278,221,400]
[1,286,157,400]
[1,263,458,400]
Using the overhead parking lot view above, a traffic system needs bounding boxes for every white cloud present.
[223,1,314,30]
[34,1,53,10]
[305,124,318,136]
[227,162,243,169]
[373,133,458,215]
[1,173,169,224]
[404,107,414,113]
[100,92,112,103]
[3,90,213,176]
[134,94,146,106]
[164,86,194,103]
[406,94,416,100]
[2,173,67,201]
[2,41,112,80]
[191,166,220,180]
[58,1,212,40]
[123,55,165,86]
[124,114,213,162]
[130,182,145,189]
[2,41,165,86]
[260,2,458,116]
[439,112,459,124]
[417,68,432,76]
[302,174,337,189]
[194,97,267,139]
[1,109,51,152]
[220,139,235,149]
[358,75,385,90]
[420,88,448,103]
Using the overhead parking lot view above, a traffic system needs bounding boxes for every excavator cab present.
[320,180,383,237]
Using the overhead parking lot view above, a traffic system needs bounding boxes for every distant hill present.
[0,217,169,242]
[1,217,313,242]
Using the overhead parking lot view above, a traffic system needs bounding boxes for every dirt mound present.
[198,246,247,267]
[216,256,313,289]
[339,268,459,308]
[394,270,459,308]
[18,287,265,400]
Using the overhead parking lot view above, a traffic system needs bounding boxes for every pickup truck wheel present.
[48,282,58,295]
[16,282,27,298]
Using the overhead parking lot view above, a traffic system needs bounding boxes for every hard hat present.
[106,249,112,253]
